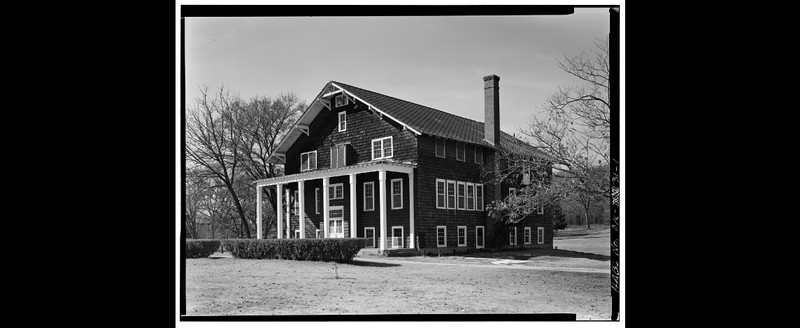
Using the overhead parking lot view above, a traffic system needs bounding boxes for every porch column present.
[323,177,330,238]
[299,180,305,238]
[379,169,387,252]
[349,173,356,238]
[408,172,414,248]
[285,187,291,238]
[276,184,283,239]
[256,185,262,239]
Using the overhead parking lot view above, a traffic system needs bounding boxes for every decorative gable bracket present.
[296,124,309,136]
[273,152,286,163]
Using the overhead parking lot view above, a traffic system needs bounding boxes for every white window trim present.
[456,142,465,161]
[338,111,346,132]
[457,181,466,210]
[475,146,483,164]
[390,178,403,209]
[457,226,467,247]
[300,150,317,172]
[391,226,404,248]
[294,190,299,215]
[363,181,375,211]
[446,180,456,210]
[509,227,517,246]
[371,136,394,160]
[524,227,532,245]
[538,205,544,215]
[435,137,446,158]
[537,227,544,245]
[364,227,375,248]
[329,183,344,200]
[466,183,475,211]
[328,206,345,237]
[315,188,320,214]
[476,184,484,211]
[437,226,447,247]
[316,229,321,238]
[330,144,347,169]
[476,225,485,249]
[295,229,300,239]
[435,178,446,209]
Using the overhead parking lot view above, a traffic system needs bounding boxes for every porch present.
[255,160,416,252]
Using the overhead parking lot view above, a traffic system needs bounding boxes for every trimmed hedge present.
[222,238,368,263]
[185,239,221,258]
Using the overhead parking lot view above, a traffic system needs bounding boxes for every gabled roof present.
[267,80,546,164]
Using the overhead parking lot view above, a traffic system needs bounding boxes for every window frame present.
[295,229,300,239]
[390,178,403,210]
[363,181,375,212]
[538,204,544,215]
[338,111,346,132]
[524,227,532,245]
[330,144,347,169]
[446,180,456,210]
[457,226,467,247]
[476,184,484,211]
[435,179,446,209]
[509,227,517,246]
[435,137,446,158]
[457,181,466,210]
[364,227,376,248]
[456,142,465,161]
[371,136,394,160]
[475,146,483,164]
[466,183,475,211]
[294,190,299,215]
[300,150,317,172]
[537,227,544,244]
[329,183,344,200]
[335,94,349,107]
[436,226,447,247]
[475,226,485,249]
[315,188,320,214]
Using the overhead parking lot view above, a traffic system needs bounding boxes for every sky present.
[184,8,610,139]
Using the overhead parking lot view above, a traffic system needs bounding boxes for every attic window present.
[335,94,349,108]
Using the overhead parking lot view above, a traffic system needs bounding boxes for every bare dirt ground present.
[185,228,612,319]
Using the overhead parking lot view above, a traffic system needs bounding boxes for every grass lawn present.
[185,250,611,319]
[554,224,611,256]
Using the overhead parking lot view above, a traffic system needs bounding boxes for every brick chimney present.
[483,74,500,147]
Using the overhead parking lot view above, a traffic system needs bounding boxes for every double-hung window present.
[457,226,467,247]
[338,111,346,132]
[524,227,532,244]
[371,136,393,160]
[435,138,445,158]
[437,226,447,247]
[435,179,446,209]
[537,227,544,244]
[457,181,466,210]
[315,188,320,214]
[391,178,403,209]
[466,183,475,211]
[300,151,317,172]
[363,182,375,211]
[475,146,483,164]
[509,227,517,246]
[456,142,465,161]
[446,180,456,209]
[538,205,544,215]
[476,184,484,211]
[330,144,346,168]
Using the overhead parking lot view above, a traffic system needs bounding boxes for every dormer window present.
[335,94,348,108]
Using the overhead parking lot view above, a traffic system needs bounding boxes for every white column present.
[276,184,283,239]
[379,169,387,252]
[349,173,356,238]
[323,177,330,238]
[285,188,291,238]
[256,185,262,239]
[299,180,305,238]
[408,172,414,248]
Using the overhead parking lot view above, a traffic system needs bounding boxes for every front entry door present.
[391,226,403,248]
[329,206,344,238]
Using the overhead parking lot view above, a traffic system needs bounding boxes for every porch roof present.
[255,160,416,187]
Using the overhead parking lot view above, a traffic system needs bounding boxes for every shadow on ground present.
[347,259,401,267]
[468,249,610,261]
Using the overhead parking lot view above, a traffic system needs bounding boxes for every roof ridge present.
[332,80,486,126]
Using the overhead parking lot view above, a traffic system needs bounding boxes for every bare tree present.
[186,85,304,239]
[521,37,611,229]
[185,167,204,239]
[186,86,253,238]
